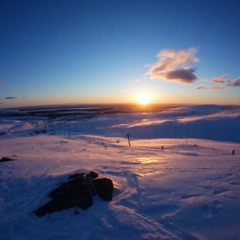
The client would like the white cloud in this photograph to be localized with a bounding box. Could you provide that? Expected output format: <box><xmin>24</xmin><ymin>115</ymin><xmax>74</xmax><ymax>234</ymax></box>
<box><xmin>147</xmin><ymin>48</ymin><xmax>199</xmax><ymax>84</ymax></box>
<box><xmin>146</xmin><ymin>48</ymin><xmax>239</xmax><ymax>90</ymax></box>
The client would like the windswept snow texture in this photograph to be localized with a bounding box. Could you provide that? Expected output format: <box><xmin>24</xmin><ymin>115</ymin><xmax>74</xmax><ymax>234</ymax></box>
<box><xmin>0</xmin><ymin>104</ymin><xmax>239</xmax><ymax>240</ymax></box>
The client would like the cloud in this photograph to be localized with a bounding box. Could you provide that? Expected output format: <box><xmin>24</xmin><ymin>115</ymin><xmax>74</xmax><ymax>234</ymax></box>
<box><xmin>5</xmin><ymin>97</ymin><xmax>17</xmax><ymax>100</ymax></box>
<box><xmin>147</xmin><ymin>48</ymin><xmax>239</xmax><ymax>89</ymax></box>
<box><xmin>211</xmin><ymin>75</ymin><xmax>228</xmax><ymax>84</ymax></box>
<box><xmin>147</xmin><ymin>47</ymin><xmax>199</xmax><ymax>84</ymax></box>
<box><xmin>192</xmin><ymin>85</ymin><xmax>210</xmax><ymax>90</ymax></box>
<box><xmin>191</xmin><ymin>85</ymin><xmax>224</xmax><ymax>90</ymax></box>
<box><xmin>165</xmin><ymin>69</ymin><xmax>197</xmax><ymax>83</ymax></box>
<box><xmin>211</xmin><ymin>75</ymin><xmax>239</xmax><ymax>87</ymax></box>
<box><xmin>212</xmin><ymin>86</ymin><xmax>224</xmax><ymax>90</ymax></box>
<box><xmin>227</xmin><ymin>77</ymin><xmax>240</xmax><ymax>87</ymax></box>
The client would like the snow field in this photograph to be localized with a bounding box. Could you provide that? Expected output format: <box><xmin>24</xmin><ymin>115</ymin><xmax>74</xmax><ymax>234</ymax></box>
<box><xmin>0</xmin><ymin>105</ymin><xmax>240</xmax><ymax>239</ymax></box>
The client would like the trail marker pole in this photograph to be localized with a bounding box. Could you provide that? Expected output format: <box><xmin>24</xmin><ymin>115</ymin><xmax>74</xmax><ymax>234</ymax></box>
<box><xmin>126</xmin><ymin>133</ymin><xmax>131</xmax><ymax>147</ymax></box>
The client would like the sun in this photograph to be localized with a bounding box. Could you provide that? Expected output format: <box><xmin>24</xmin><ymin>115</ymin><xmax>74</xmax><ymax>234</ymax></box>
<box><xmin>138</xmin><ymin>94</ymin><xmax>150</xmax><ymax>105</ymax></box>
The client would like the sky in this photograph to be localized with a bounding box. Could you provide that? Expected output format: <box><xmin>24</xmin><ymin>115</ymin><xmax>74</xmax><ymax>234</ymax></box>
<box><xmin>0</xmin><ymin>0</ymin><xmax>240</xmax><ymax>108</ymax></box>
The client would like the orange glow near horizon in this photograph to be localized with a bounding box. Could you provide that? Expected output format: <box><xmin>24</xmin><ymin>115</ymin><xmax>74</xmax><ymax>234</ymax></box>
<box><xmin>138</xmin><ymin>94</ymin><xmax>150</xmax><ymax>105</ymax></box>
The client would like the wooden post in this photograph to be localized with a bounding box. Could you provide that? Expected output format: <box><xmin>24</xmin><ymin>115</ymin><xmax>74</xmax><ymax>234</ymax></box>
<box><xmin>126</xmin><ymin>133</ymin><xmax>131</xmax><ymax>147</ymax></box>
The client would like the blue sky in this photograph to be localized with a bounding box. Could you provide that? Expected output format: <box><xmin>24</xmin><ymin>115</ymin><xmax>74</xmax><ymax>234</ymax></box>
<box><xmin>0</xmin><ymin>0</ymin><xmax>239</xmax><ymax>107</ymax></box>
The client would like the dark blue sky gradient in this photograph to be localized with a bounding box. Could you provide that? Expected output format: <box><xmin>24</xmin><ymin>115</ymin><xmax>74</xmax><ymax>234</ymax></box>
<box><xmin>0</xmin><ymin>0</ymin><xmax>239</xmax><ymax>107</ymax></box>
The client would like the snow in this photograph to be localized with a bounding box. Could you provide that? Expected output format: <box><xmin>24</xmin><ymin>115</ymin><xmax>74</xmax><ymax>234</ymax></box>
<box><xmin>0</xmin><ymin>104</ymin><xmax>240</xmax><ymax>240</ymax></box>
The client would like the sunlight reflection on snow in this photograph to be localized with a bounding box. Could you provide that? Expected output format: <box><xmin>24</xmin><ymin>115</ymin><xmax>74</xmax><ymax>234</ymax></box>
<box><xmin>135</xmin><ymin>157</ymin><xmax>166</xmax><ymax>177</ymax></box>
<box><xmin>137</xmin><ymin>157</ymin><xmax>158</xmax><ymax>164</ymax></box>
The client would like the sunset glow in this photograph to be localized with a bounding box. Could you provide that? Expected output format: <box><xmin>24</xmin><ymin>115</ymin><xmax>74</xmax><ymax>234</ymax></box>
<box><xmin>0</xmin><ymin>1</ymin><xmax>239</xmax><ymax>108</ymax></box>
<box><xmin>138</xmin><ymin>94</ymin><xmax>150</xmax><ymax>105</ymax></box>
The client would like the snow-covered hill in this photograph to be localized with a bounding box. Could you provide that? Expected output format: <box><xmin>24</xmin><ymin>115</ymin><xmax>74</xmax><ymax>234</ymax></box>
<box><xmin>0</xmin><ymin>104</ymin><xmax>239</xmax><ymax>240</ymax></box>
